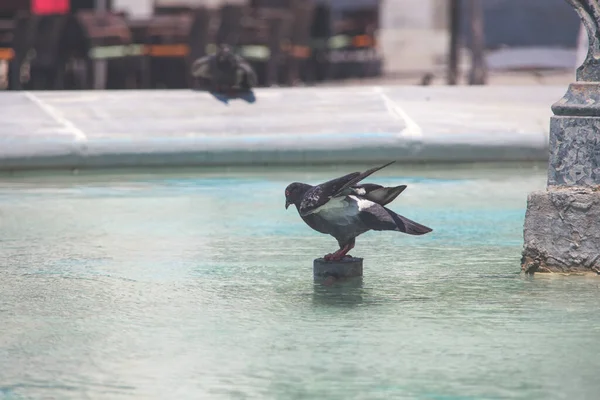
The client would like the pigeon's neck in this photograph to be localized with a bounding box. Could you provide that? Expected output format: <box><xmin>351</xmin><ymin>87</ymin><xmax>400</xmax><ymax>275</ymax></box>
<box><xmin>298</xmin><ymin>183</ymin><xmax>312</xmax><ymax>194</ymax></box>
<box><xmin>292</xmin><ymin>183</ymin><xmax>312</xmax><ymax>209</ymax></box>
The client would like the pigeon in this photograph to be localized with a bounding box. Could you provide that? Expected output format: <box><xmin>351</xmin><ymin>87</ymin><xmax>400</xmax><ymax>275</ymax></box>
<box><xmin>191</xmin><ymin>44</ymin><xmax>257</xmax><ymax>97</ymax></box>
<box><xmin>284</xmin><ymin>162</ymin><xmax>432</xmax><ymax>261</ymax></box>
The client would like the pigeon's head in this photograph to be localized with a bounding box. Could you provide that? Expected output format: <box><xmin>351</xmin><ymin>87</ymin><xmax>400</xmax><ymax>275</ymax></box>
<box><xmin>216</xmin><ymin>45</ymin><xmax>234</xmax><ymax>67</ymax></box>
<box><xmin>284</xmin><ymin>182</ymin><xmax>310</xmax><ymax>210</ymax></box>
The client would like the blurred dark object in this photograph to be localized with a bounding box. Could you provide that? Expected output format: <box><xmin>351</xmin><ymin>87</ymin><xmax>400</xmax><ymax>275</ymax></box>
<box><xmin>0</xmin><ymin>0</ymin><xmax>383</xmax><ymax>91</ymax></box>
<box><xmin>447</xmin><ymin>0</ymin><xmax>578</xmax><ymax>84</ymax></box>
<box><xmin>135</xmin><ymin>5</ymin><xmax>220</xmax><ymax>89</ymax></box>
<box><xmin>447</xmin><ymin>0</ymin><xmax>461</xmax><ymax>85</ymax></box>
<box><xmin>191</xmin><ymin>43</ymin><xmax>257</xmax><ymax>98</ymax></box>
<box><xmin>420</xmin><ymin>72</ymin><xmax>434</xmax><ymax>86</ymax></box>
<box><xmin>467</xmin><ymin>0</ymin><xmax>486</xmax><ymax>85</ymax></box>
<box><xmin>461</xmin><ymin>0</ymin><xmax>580</xmax><ymax>73</ymax></box>
<box><xmin>75</xmin><ymin>10</ymin><xmax>137</xmax><ymax>89</ymax></box>
<box><xmin>144</xmin><ymin>12</ymin><xmax>195</xmax><ymax>89</ymax></box>
<box><xmin>462</xmin><ymin>0</ymin><xmax>579</xmax><ymax>49</ymax></box>
<box><xmin>0</xmin><ymin>0</ymin><xmax>138</xmax><ymax>90</ymax></box>
<box><xmin>321</xmin><ymin>0</ymin><xmax>382</xmax><ymax>81</ymax></box>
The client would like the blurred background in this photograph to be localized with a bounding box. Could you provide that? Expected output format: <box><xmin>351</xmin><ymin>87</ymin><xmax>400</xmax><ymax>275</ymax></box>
<box><xmin>0</xmin><ymin>0</ymin><xmax>585</xmax><ymax>92</ymax></box>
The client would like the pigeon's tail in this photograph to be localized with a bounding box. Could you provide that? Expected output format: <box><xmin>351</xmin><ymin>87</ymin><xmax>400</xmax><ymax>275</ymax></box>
<box><xmin>385</xmin><ymin>207</ymin><xmax>432</xmax><ymax>235</ymax></box>
<box><xmin>363</xmin><ymin>185</ymin><xmax>406</xmax><ymax>206</ymax></box>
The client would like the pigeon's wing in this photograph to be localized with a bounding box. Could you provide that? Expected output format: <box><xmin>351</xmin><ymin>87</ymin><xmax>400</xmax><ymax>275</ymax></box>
<box><xmin>368</xmin><ymin>186</ymin><xmax>406</xmax><ymax>205</ymax></box>
<box><xmin>235</xmin><ymin>56</ymin><xmax>258</xmax><ymax>88</ymax></box>
<box><xmin>359</xmin><ymin>204</ymin><xmax>432</xmax><ymax>235</ymax></box>
<box><xmin>300</xmin><ymin>213</ymin><xmax>333</xmax><ymax>235</ymax></box>
<box><xmin>299</xmin><ymin>172</ymin><xmax>361</xmax><ymax>216</ymax></box>
<box><xmin>298</xmin><ymin>162</ymin><xmax>395</xmax><ymax>216</ymax></box>
<box><xmin>330</xmin><ymin>161</ymin><xmax>395</xmax><ymax>199</ymax></box>
<box><xmin>352</xmin><ymin>183</ymin><xmax>383</xmax><ymax>192</ymax></box>
<box><xmin>352</xmin><ymin>184</ymin><xmax>407</xmax><ymax>206</ymax></box>
<box><xmin>235</xmin><ymin>68</ymin><xmax>244</xmax><ymax>88</ymax></box>
<box><xmin>191</xmin><ymin>55</ymin><xmax>213</xmax><ymax>78</ymax></box>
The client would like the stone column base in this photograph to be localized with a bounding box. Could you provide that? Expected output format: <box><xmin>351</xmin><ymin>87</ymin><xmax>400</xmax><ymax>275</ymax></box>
<box><xmin>522</xmin><ymin>187</ymin><xmax>600</xmax><ymax>274</ymax></box>
<box><xmin>313</xmin><ymin>257</ymin><xmax>363</xmax><ymax>280</ymax></box>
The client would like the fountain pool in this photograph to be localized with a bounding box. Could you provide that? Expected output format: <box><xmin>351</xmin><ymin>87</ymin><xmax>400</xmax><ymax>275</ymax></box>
<box><xmin>1</xmin><ymin>163</ymin><xmax>599</xmax><ymax>400</ymax></box>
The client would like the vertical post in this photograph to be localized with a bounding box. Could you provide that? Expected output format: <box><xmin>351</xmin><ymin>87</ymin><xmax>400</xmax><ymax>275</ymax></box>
<box><xmin>266</xmin><ymin>16</ymin><xmax>286</xmax><ymax>87</ymax></box>
<box><xmin>447</xmin><ymin>0</ymin><xmax>461</xmax><ymax>85</ymax></box>
<box><xmin>94</xmin><ymin>0</ymin><xmax>108</xmax><ymax>90</ymax></box>
<box><xmin>467</xmin><ymin>0</ymin><xmax>486</xmax><ymax>85</ymax></box>
<box><xmin>286</xmin><ymin>0</ymin><xmax>314</xmax><ymax>86</ymax></box>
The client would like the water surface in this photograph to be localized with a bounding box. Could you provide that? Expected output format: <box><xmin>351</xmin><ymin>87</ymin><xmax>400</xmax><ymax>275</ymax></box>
<box><xmin>1</xmin><ymin>163</ymin><xmax>599</xmax><ymax>400</ymax></box>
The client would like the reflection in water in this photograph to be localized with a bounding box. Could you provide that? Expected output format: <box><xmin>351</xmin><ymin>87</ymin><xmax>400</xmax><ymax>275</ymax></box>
<box><xmin>312</xmin><ymin>276</ymin><xmax>364</xmax><ymax>307</ymax></box>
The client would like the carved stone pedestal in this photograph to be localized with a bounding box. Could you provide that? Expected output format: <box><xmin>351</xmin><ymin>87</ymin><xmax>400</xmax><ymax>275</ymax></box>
<box><xmin>523</xmin><ymin>89</ymin><xmax>600</xmax><ymax>274</ymax></box>
<box><xmin>522</xmin><ymin>0</ymin><xmax>600</xmax><ymax>274</ymax></box>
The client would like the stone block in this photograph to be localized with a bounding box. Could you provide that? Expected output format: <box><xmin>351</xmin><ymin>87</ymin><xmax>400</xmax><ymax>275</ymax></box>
<box><xmin>313</xmin><ymin>257</ymin><xmax>363</xmax><ymax>279</ymax></box>
<box><xmin>522</xmin><ymin>187</ymin><xmax>600</xmax><ymax>274</ymax></box>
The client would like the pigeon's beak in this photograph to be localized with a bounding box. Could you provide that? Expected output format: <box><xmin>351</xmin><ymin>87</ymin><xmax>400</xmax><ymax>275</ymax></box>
<box><xmin>285</xmin><ymin>199</ymin><xmax>292</xmax><ymax>209</ymax></box>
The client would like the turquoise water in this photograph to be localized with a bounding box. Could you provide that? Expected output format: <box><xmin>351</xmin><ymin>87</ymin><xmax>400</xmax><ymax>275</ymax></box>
<box><xmin>1</xmin><ymin>163</ymin><xmax>599</xmax><ymax>400</ymax></box>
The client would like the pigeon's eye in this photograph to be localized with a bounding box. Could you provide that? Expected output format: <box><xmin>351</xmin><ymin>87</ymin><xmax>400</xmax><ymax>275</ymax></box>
<box><xmin>285</xmin><ymin>190</ymin><xmax>290</xmax><ymax>197</ymax></box>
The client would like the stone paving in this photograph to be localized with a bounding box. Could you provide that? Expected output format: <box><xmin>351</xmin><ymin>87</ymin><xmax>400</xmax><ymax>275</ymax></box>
<box><xmin>0</xmin><ymin>85</ymin><xmax>566</xmax><ymax>169</ymax></box>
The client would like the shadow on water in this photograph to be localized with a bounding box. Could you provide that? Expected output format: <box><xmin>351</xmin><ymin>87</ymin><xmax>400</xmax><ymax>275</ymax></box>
<box><xmin>312</xmin><ymin>276</ymin><xmax>364</xmax><ymax>307</ymax></box>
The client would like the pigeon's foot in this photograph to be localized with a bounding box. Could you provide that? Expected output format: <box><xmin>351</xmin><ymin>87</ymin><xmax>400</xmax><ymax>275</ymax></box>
<box><xmin>323</xmin><ymin>252</ymin><xmax>347</xmax><ymax>262</ymax></box>
<box><xmin>324</xmin><ymin>253</ymin><xmax>345</xmax><ymax>261</ymax></box>
<box><xmin>323</xmin><ymin>253</ymin><xmax>336</xmax><ymax>261</ymax></box>
<box><xmin>324</xmin><ymin>242</ymin><xmax>355</xmax><ymax>262</ymax></box>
